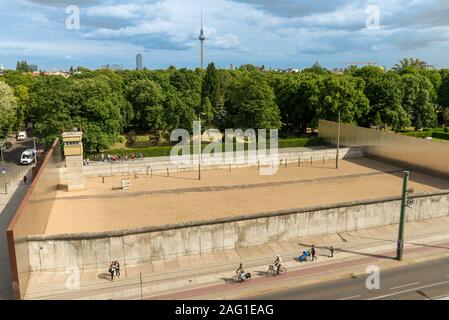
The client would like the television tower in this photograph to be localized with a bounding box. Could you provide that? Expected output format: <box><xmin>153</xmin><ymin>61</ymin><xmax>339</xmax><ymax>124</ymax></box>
<box><xmin>198</xmin><ymin>8</ymin><xmax>206</xmax><ymax>69</ymax></box>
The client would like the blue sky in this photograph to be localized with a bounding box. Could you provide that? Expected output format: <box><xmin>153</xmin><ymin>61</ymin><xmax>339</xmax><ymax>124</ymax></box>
<box><xmin>0</xmin><ymin>0</ymin><xmax>448</xmax><ymax>71</ymax></box>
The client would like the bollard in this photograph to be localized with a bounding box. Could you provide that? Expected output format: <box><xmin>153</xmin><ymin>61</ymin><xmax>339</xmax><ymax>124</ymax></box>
<box><xmin>285</xmin><ymin>158</ymin><xmax>288</xmax><ymax>168</ymax></box>
<box><xmin>102</xmin><ymin>176</ymin><xmax>105</xmax><ymax>184</ymax></box>
<box><xmin>298</xmin><ymin>157</ymin><xmax>301</xmax><ymax>167</ymax></box>
<box><xmin>167</xmin><ymin>168</ymin><xmax>169</xmax><ymax>177</ymax></box>
<box><xmin>198</xmin><ymin>163</ymin><xmax>201</xmax><ymax>180</ymax></box>
<box><xmin>310</xmin><ymin>156</ymin><xmax>312</xmax><ymax>165</ymax></box>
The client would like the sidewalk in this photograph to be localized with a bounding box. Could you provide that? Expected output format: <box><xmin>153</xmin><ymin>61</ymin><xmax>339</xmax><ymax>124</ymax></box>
<box><xmin>0</xmin><ymin>168</ymin><xmax>31</xmax><ymax>300</ymax></box>
<box><xmin>24</xmin><ymin>215</ymin><xmax>449</xmax><ymax>300</ymax></box>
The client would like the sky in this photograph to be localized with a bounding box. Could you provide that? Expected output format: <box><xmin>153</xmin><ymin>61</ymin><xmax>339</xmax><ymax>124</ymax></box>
<box><xmin>0</xmin><ymin>0</ymin><xmax>448</xmax><ymax>71</ymax></box>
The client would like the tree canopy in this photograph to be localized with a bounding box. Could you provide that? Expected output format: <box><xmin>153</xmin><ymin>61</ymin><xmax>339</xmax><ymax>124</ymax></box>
<box><xmin>2</xmin><ymin>58</ymin><xmax>448</xmax><ymax>150</ymax></box>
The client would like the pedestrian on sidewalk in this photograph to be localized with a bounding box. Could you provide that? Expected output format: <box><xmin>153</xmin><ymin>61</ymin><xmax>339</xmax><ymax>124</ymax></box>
<box><xmin>311</xmin><ymin>245</ymin><xmax>317</xmax><ymax>261</ymax></box>
<box><xmin>109</xmin><ymin>261</ymin><xmax>115</xmax><ymax>281</ymax></box>
<box><xmin>114</xmin><ymin>261</ymin><xmax>121</xmax><ymax>278</ymax></box>
<box><xmin>23</xmin><ymin>175</ymin><xmax>28</xmax><ymax>185</ymax></box>
<box><xmin>329</xmin><ymin>246</ymin><xmax>334</xmax><ymax>258</ymax></box>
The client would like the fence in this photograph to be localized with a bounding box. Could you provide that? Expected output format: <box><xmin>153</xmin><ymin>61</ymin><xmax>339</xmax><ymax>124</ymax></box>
<box><xmin>81</xmin><ymin>147</ymin><xmax>364</xmax><ymax>178</ymax></box>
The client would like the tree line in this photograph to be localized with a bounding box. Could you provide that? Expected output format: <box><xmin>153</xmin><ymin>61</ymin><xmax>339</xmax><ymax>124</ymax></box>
<box><xmin>1</xmin><ymin>58</ymin><xmax>449</xmax><ymax>151</ymax></box>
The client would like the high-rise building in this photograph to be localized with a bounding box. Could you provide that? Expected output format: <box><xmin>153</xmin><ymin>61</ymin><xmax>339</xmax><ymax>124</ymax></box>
<box><xmin>198</xmin><ymin>9</ymin><xmax>206</xmax><ymax>69</ymax></box>
<box><xmin>136</xmin><ymin>53</ymin><xmax>143</xmax><ymax>70</ymax></box>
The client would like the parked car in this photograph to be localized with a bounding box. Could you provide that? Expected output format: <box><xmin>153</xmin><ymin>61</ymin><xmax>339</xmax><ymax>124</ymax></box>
<box><xmin>20</xmin><ymin>149</ymin><xmax>35</xmax><ymax>165</ymax></box>
<box><xmin>17</xmin><ymin>131</ymin><xmax>27</xmax><ymax>141</ymax></box>
<box><xmin>1</xmin><ymin>141</ymin><xmax>13</xmax><ymax>151</ymax></box>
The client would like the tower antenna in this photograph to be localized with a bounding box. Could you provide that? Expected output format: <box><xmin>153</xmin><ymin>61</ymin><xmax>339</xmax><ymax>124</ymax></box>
<box><xmin>199</xmin><ymin>7</ymin><xmax>206</xmax><ymax>69</ymax></box>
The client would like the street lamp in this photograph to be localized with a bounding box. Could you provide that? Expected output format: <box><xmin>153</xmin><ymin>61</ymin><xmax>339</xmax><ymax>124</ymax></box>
<box><xmin>198</xmin><ymin>112</ymin><xmax>205</xmax><ymax>180</ymax></box>
<box><xmin>1</xmin><ymin>140</ymin><xmax>7</xmax><ymax>194</ymax></box>
<box><xmin>33</xmin><ymin>137</ymin><xmax>38</xmax><ymax>166</ymax></box>
<box><xmin>336</xmin><ymin>109</ymin><xmax>341</xmax><ymax>169</ymax></box>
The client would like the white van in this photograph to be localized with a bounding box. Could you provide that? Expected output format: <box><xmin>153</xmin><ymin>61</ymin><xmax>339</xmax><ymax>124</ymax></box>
<box><xmin>17</xmin><ymin>131</ymin><xmax>27</xmax><ymax>141</ymax></box>
<box><xmin>20</xmin><ymin>149</ymin><xmax>35</xmax><ymax>165</ymax></box>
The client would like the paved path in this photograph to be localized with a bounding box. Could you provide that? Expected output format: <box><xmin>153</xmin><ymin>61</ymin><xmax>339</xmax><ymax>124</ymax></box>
<box><xmin>24</xmin><ymin>215</ymin><xmax>449</xmax><ymax>300</ymax></box>
<box><xmin>0</xmin><ymin>168</ymin><xmax>31</xmax><ymax>300</ymax></box>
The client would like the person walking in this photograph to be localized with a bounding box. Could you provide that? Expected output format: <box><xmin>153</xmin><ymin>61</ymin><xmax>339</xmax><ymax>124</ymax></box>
<box><xmin>23</xmin><ymin>175</ymin><xmax>28</xmax><ymax>185</ymax></box>
<box><xmin>329</xmin><ymin>246</ymin><xmax>334</xmax><ymax>258</ymax></box>
<box><xmin>311</xmin><ymin>245</ymin><xmax>317</xmax><ymax>261</ymax></box>
<box><xmin>109</xmin><ymin>261</ymin><xmax>115</xmax><ymax>281</ymax></box>
<box><xmin>114</xmin><ymin>261</ymin><xmax>121</xmax><ymax>278</ymax></box>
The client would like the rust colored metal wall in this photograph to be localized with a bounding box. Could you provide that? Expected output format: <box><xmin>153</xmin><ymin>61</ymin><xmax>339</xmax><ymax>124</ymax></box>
<box><xmin>6</xmin><ymin>139</ymin><xmax>61</xmax><ymax>299</ymax></box>
<box><xmin>319</xmin><ymin>120</ymin><xmax>449</xmax><ymax>179</ymax></box>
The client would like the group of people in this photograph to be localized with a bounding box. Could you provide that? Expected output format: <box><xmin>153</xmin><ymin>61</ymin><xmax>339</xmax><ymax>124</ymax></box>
<box><xmin>299</xmin><ymin>245</ymin><xmax>334</xmax><ymax>262</ymax></box>
<box><xmin>84</xmin><ymin>153</ymin><xmax>145</xmax><ymax>165</ymax></box>
<box><xmin>108</xmin><ymin>261</ymin><xmax>121</xmax><ymax>281</ymax></box>
<box><xmin>235</xmin><ymin>254</ymin><xmax>285</xmax><ymax>282</ymax></box>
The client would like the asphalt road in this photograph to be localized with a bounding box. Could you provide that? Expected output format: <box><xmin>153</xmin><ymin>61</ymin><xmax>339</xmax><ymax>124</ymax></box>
<box><xmin>1</xmin><ymin>138</ymin><xmax>35</xmax><ymax>178</ymax></box>
<box><xmin>247</xmin><ymin>256</ymin><xmax>449</xmax><ymax>300</ymax></box>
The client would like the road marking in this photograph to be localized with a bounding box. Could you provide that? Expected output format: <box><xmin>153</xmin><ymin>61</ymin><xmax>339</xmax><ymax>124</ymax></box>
<box><xmin>428</xmin><ymin>294</ymin><xmax>449</xmax><ymax>300</ymax></box>
<box><xmin>368</xmin><ymin>280</ymin><xmax>449</xmax><ymax>300</ymax></box>
<box><xmin>339</xmin><ymin>294</ymin><xmax>361</xmax><ymax>300</ymax></box>
<box><xmin>390</xmin><ymin>282</ymin><xmax>420</xmax><ymax>290</ymax></box>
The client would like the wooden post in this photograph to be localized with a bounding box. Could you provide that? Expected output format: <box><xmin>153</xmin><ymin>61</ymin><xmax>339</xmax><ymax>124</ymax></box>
<box><xmin>228</xmin><ymin>164</ymin><xmax>231</xmax><ymax>172</ymax></box>
<box><xmin>150</xmin><ymin>168</ymin><xmax>153</xmax><ymax>178</ymax></box>
<box><xmin>167</xmin><ymin>167</ymin><xmax>169</xmax><ymax>177</ymax></box>
<box><xmin>310</xmin><ymin>156</ymin><xmax>312</xmax><ymax>165</ymax></box>
<box><xmin>101</xmin><ymin>176</ymin><xmax>105</xmax><ymax>184</ymax></box>
<box><xmin>323</xmin><ymin>155</ymin><xmax>325</xmax><ymax>164</ymax></box>
<box><xmin>258</xmin><ymin>160</ymin><xmax>260</xmax><ymax>171</ymax></box>
<box><xmin>198</xmin><ymin>163</ymin><xmax>201</xmax><ymax>180</ymax></box>
<box><xmin>298</xmin><ymin>156</ymin><xmax>301</xmax><ymax>167</ymax></box>
<box><xmin>285</xmin><ymin>158</ymin><xmax>288</xmax><ymax>168</ymax></box>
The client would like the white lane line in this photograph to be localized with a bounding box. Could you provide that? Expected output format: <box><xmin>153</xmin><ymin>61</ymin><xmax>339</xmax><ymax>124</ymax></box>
<box><xmin>339</xmin><ymin>294</ymin><xmax>361</xmax><ymax>300</ymax></box>
<box><xmin>390</xmin><ymin>282</ymin><xmax>420</xmax><ymax>290</ymax></box>
<box><xmin>428</xmin><ymin>294</ymin><xmax>449</xmax><ymax>300</ymax></box>
<box><xmin>368</xmin><ymin>280</ymin><xmax>449</xmax><ymax>300</ymax></box>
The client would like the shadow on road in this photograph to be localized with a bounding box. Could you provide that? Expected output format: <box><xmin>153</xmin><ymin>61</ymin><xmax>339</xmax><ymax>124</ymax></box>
<box><xmin>297</xmin><ymin>242</ymin><xmax>395</xmax><ymax>260</ymax></box>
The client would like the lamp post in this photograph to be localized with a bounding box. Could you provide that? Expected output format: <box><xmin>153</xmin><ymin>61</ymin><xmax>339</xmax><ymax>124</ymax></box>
<box><xmin>336</xmin><ymin>109</ymin><xmax>341</xmax><ymax>169</ymax></box>
<box><xmin>198</xmin><ymin>114</ymin><xmax>202</xmax><ymax>180</ymax></box>
<box><xmin>397</xmin><ymin>171</ymin><xmax>412</xmax><ymax>261</ymax></box>
<box><xmin>1</xmin><ymin>141</ymin><xmax>6</xmax><ymax>194</ymax></box>
<box><xmin>33</xmin><ymin>137</ymin><xmax>38</xmax><ymax>165</ymax></box>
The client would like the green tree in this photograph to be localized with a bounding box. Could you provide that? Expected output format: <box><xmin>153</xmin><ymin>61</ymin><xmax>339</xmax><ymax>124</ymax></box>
<box><xmin>314</xmin><ymin>74</ymin><xmax>370</xmax><ymax>125</ymax></box>
<box><xmin>0</xmin><ymin>81</ymin><xmax>18</xmax><ymax>138</ymax></box>
<box><xmin>13</xmin><ymin>84</ymin><xmax>29</xmax><ymax>129</ymax></box>
<box><xmin>126</xmin><ymin>79</ymin><xmax>165</xmax><ymax>131</ymax></box>
<box><xmin>393</xmin><ymin>58</ymin><xmax>428</xmax><ymax>73</ymax></box>
<box><xmin>224</xmin><ymin>71</ymin><xmax>281</xmax><ymax>129</ymax></box>
<box><xmin>402</xmin><ymin>73</ymin><xmax>437</xmax><ymax>128</ymax></box>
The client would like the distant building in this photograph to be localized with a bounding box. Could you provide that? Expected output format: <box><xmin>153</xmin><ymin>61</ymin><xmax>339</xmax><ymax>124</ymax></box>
<box><xmin>29</xmin><ymin>65</ymin><xmax>38</xmax><ymax>72</ymax></box>
<box><xmin>136</xmin><ymin>54</ymin><xmax>143</xmax><ymax>70</ymax></box>
<box><xmin>101</xmin><ymin>64</ymin><xmax>123</xmax><ymax>71</ymax></box>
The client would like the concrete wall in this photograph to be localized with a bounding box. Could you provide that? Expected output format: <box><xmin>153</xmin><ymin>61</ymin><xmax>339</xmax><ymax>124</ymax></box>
<box><xmin>25</xmin><ymin>191</ymin><xmax>449</xmax><ymax>273</ymax></box>
<box><xmin>81</xmin><ymin>147</ymin><xmax>364</xmax><ymax>177</ymax></box>
<box><xmin>6</xmin><ymin>139</ymin><xmax>62</xmax><ymax>299</ymax></box>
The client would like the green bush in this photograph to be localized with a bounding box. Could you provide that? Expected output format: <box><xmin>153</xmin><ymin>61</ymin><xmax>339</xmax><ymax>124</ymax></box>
<box><xmin>432</xmin><ymin>131</ymin><xmax>449</xmax><ymax>140</ymax></box>
<box><xmin>86</xmin><ymin>137</ymin><xmax>324</xmax><ymax>158</ymax></box>
<box><xmin>402</xmin><ymin>131</ymin><xmax>432</xmax><ymax>138</ymax></box>
<box><xmin>444</xmin><ymin>127</ymin><xmax>449</xmax><ymax>133</ymax></box>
